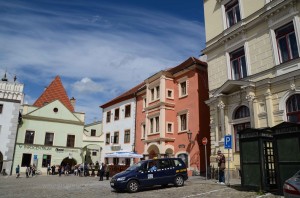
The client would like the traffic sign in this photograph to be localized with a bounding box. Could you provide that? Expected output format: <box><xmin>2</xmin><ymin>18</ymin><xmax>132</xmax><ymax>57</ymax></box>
<box><xmin>224</xmin><ymin>135</ymin><xmax>232</xmax><ymax>149</ymax></box>
<box><xmin>202</xmin><ymin>137</ymin><xmax>208</xmax><ymax>145</ymax></box>
<box><xmin>34</xmin><ymin>155</ymin><xmax>38</xmax><ymax>160</ymax></box>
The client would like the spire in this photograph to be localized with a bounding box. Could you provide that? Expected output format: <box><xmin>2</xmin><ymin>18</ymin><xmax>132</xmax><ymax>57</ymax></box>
<box><xmin>33</xmin><ymin>76</ymin><xmax>74</xmax><ymax>112</ymax></box>
<box><xmin>1</xmin><ymin>72</ymin><xmax>8</xmax><ymax>81</ymax></box>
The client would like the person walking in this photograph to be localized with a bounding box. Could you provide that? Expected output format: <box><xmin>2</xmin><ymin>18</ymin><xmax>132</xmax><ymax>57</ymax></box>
<box><xmin>105</xmin><ymin>164</ymin><xmax>110</xmax><ymax>180</ymax></box>
<box><xmin>16</xmin><ymin>165</ymin><xmax>20</xmax><ymax>178</ymax></box>
<box><xmin>51</xmin><ymin>165</ymin><xmax>55</xmax><ymax>175</ymax></box>
<box><xmin>31</xmin><ymin>164</ymin><xmax>36</xmax><ymax>177</ymax></box>
<box><xmin>216</xmin><ymin>150</ymin><xmax>226</xmax><ymax>184</ymax></box>
<box><xmin>99</xmin><ymin>163</ymin><xmax>105</xmax><ymax>181</ymax></box>
<box><xmin>26</xmin><ymin>166</ymin><xmax>30</xmax><ymax>178</ymax></box>
<box><xmin>58</xmin><ymin>165</ymin><xmax>62</xmax><ymax>177</ymax></box>
<box><xmin>47</xmin><ymin>164</ymin><xmax>51</xmax><ymax>175</ymax></box>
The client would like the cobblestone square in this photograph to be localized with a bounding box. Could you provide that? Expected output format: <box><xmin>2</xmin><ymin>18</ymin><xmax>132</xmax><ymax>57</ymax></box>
<box><xmin>0</xmin><ymin>175</ymin><xmax>282</xmax><ymax>198</ymax></box>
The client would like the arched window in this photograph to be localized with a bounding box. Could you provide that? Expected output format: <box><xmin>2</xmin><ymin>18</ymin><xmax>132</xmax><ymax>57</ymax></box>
<box><xmin>233</xmin><ymin>105</ymin><xmax>250</xmax><ymax>152</ymax></box>
<box><xmin>286</xmin><ymin>94</ymin><xmax>300</xmax><ymax>123</ymax></box>
<box><xmin>234</xmin><ymin>105</ymin><xmax>250</xmax><ymax>119</ymax></box>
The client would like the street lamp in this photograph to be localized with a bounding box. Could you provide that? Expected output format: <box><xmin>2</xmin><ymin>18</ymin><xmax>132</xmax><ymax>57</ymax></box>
<box><xmin>187</xmin><ymin>130</ymin><xmax>194</xmax><ymax>143</ymax></box>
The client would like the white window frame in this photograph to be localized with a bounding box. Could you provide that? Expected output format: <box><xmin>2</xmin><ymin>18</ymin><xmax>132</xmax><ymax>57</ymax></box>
<box><xmin>166</xmin><ymin>122</ymin><xmax>174</xmax><ymax>133</ymax></box>
<box><xmin>143</xmin><ymin>97</ymin><xmax>147</xmax><ymax>111</ymax></box>
<box><xmin>178</xmin><ymin>77</ymin><xmax>188</xmax><ymax>98</ymax></box>
<box><xmin>220</xmin><ymin>0</ymin><xmax>243</xmax><ymax>30</ymax></box>
<box><xmin>177</xmin><ymin>110</ymin><xmax>188</xmax><ymax>133</ymax></box>
<box><xmin>141</xmin><ymin>123</ymin><xmax>146</xmax><ymax>139</ymax></box>
<box><xmin>148</xmin><ymin>114</ymin><xmax>160</xmax><ymax>134</ymax></box>
<box><xmin>166</xmin><ymin>89</ymin><xmax>174</xmax><ymax>99</ymax></box>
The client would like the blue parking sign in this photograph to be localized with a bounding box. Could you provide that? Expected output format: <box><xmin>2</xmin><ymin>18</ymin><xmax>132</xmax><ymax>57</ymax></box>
<box><xmin>224</xmin><ymin>135</ymin><xmax>232</xmax><ymax>149</ymax></box>
<box><xmin>34</xmin><ymin>155</ymin><xmax>38</xmax><ymax>160</ymax></box>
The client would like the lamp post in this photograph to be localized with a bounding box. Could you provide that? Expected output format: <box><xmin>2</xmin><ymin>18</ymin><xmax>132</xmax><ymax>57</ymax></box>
<box><xmin>187</xmin><ymin>130</ymin><xmax>194</xmax><ymax>143</ymax></box>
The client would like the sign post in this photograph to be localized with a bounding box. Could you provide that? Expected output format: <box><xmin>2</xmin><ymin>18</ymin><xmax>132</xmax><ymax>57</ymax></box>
<box><xmin>202</xmin><ymin>137</ymin><xmax>208</xmax><ymax>180</ymax></box>
<box><xmin>224</xmin><ymin>135</ymin><xmax>232</xmax><ymax>185</ymax></box>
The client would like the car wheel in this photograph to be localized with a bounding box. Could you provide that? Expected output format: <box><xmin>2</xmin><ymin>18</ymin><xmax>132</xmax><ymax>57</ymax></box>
<box><xmin>127</xmin><ymin>180</ymin><xmax>139</xmax><ymax>193</ymax></box>
<box><xmin>174</xmin><ymin>175</ymin><xmax>184</xmax><ymax>187</ymax></box>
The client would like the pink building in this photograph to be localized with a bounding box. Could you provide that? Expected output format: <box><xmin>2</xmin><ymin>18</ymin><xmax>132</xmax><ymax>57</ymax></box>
<box><xmin>135</xmin><ymin>57</ymin><xmax>210</xmax><ymax>175</ymax></box>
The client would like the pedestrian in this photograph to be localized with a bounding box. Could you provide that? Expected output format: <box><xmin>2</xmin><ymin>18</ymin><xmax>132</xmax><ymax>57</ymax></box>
<box><xmin>51</xmin><ymin>165</ymin><xmax>55</xmax><ymax>175</ymax></box>
<box><xmin>105</xmin><ymin>164</ymin><xmax>110</xmax><ymax>180</ymax></box>
<box><xmin>32</xmin><ymin>164</ymin><xmax>36</xmax><ymax>177</ymax></box>
<box><xmin>216</xmin><ymin>150</ymin><xmax>226</xmax><ymax>184</ymax></box>
<box><xmin>16</xmin><ymin>165</ymin><xmax>20</xmax><ymax>178</ymax></box>
<box><xmin>99</xmin><ymin>163</ymin><xmax>105</xmax><ymax>181</ymax></box>
<box><xmin>91</xmin><ymin>163</ymin><xmax>95</xmax><ymax>176</ymax></box>
<box><xmin>47</xmin><ymin>164</ymin><xmax>51</xmax><ymax>175</ymax></box>
<box><xmin>26</xmin><ymin>166</ymin><xmax>30</xmax><ymax>178</ymax></box>
<box><xmin>65</xmin><ymin>163</ymin><xmax>70</xmax><ymax>176</ymax></box>
<box><xmin>58</xmin><ymin>165</ymin><xmax>62</xmax><ymax>177</ymax></box>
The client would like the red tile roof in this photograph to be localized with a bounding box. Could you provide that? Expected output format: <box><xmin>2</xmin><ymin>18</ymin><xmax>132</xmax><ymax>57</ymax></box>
<box><xmin>33</xmin><ymin>76</ymin><xmax>74</xmax><ymax>112</ymax></box>
<box><xmin>167</xmin><ymin>57</ymin><xmax>207</xmax><ymax>74</ymax></box>
<box><xmin>100</xmin><ymin>82</ymin><xmax>145</xmax><ymax>109</ymax></box>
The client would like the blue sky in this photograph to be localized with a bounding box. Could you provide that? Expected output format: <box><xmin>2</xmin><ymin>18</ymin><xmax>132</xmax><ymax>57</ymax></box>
<box><xmin>0</xmin><ymin>0</ymin><xmax>205</xmax><ymax>124</ymax></box>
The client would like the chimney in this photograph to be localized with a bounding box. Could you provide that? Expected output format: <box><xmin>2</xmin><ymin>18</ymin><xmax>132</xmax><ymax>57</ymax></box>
<box><xmin>70</xmin><ymin>97</ymin><xmax>76</xmax><ymax>108</ymax></box>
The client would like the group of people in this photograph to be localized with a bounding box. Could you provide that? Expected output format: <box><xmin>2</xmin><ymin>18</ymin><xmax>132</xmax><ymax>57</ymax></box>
<box><xmin>98</xmin><ymin>162</ymin><xmax>110</xmax><ymax>181</ymax></box>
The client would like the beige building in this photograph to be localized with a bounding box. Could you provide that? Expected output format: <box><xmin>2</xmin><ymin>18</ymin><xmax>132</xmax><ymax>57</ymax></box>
<box><xmin>203</xmin><ymin>0</ymin><xmax>300</xmax><ymax>178</ymax></box>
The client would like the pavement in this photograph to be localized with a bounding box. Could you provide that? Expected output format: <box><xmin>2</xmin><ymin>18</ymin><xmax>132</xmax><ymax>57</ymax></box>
<box><xmin>0</xmin><ymin>174</ymin><xmax>283</xmax><ymax>198</ymax></box>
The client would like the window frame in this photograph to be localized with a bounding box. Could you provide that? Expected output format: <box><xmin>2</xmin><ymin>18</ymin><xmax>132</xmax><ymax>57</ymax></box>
<box><xmin>42</xmin><ymin>154</ymin><xmax>51</xmax><ymax>167</ymax></box>
<box><xmin>66</xmin><ymin>134</ymin><xmax>75</xmax><ymax>148</ymax></box>
<box><xmin>166</xmin><ymin>122</ymin><xmax>174</xmax><ymax>133</ymax></box>
<box><xmin>114</xmin><ymin>108</ymin><xmax>120</xmax><ymax>121</ymax></box>
<box><xmin>0</xmin><ymin>104</ymin><xmax>3</xmax><ymax>114</ymax></box>
<box><xmin>113</xmin><ymin>131</ymin><xmax>119</xmax><ymax>144</ymax></box>
<box><xmin>124</xmin><ymin>129</ymin><xmax>130</xmax><ymax>143</ymax></box>
<box><xmin>225</xmin><ymin>0</ymin><xmax>241</xmax><ymax>28</ymax></box>
<box><xmin>125</xmin><ymin>105</ymin><xmax>131</xmax><ymax>118</ymax></box>
<box><xmin>286</xmin><ymin>94</ymin><xmax>300</xmax><ymax>123</ymax></box>
<box><xmin>106</xmin><ymin>111</ymin><xmax>111</xmax><ymax>123</ymax></box>
<box><xmin>91</xmin><ymin>129</ymin><xmax>96</xmax><ymax>137</ymax></box>
<box><xmin>141</xmin><ymin>123</ymin><xmax>146</xmax><ymax>139</ymax></box>
<box><xmin>44</xmin><ymin>132</ymin><xmax>54</xmax><ymax>146</ymax></box>
<box><xmin>230</xmin><ymin>47</ymin><xmax>247</xmax><ymax>80</ymax></box>
<box><xmin>105</xmin><ymin>133</ymin><xmax>110</xmax><ymax>145</ymax></box>
<box><xmin>24</xmin><ymin>130</ymin><xmax>35</xmax><ymax>144</ymax></box>
<box><xmin>275</xmin><ymin>22</ymin><xmax>299</xmax><ymax>64</ymax></box>
<box><xmin>21</xmin><ymin>153</ymin><xmax>32</xmax><ymax>167</ymax></box>
<box><xmin>177</xmin><ymin>111</ymin><xmax>188</xmax><ymax>133</ymax></box>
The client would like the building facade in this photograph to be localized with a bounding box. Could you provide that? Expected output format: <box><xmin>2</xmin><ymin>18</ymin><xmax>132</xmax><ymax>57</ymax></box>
<box><xmin>82</xmin><ymin>121</ymin><xmax>104</xmax><ymax>165</ymax></box>
<box><xmin>13</xmin><ymin>76</ymin><xmax>85</xmax><ymax>173</ymax></box>
<box><xmin>0</xmin><ymin>74</ymin><xmax>24</xmax><ymax>175</ymax></box>
<box><xmin>135</xmin><ymin>57</ymin><xmax>210</xmax><ymax>175</ymax></box>
<box><xmin>203</xmin><ymin>0</ymin><xmax>300</xmax><ymax>178</ymax></box>
<box><xmin>100</xmin><ymin>84</ymin><xmax>142</xmax><ymax>165</ymax></box>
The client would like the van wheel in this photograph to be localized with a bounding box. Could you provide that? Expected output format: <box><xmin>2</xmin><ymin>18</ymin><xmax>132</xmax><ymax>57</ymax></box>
<box><xmin>127</xmin><ymin>180</ymin><xmax>139</xmax><ymax>193</ymax></box>
<box><xmin>174</xmin><ymin>175</ymin><xmax>184</xmax><ymax>187</ymax></box>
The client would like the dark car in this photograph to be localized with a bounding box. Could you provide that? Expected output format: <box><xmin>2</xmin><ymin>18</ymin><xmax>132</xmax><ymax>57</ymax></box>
<box><xmin>110</xmin><ymin>158</ymin><xmax>188</xmax><ymax>193</ymax></box>
<box><xmin>283</xmin><ymin>170</ymin><xmax>300</xmax><ymax>198</ymax></box>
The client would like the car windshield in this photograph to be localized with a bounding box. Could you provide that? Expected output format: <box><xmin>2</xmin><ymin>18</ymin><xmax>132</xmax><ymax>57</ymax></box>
<box><xmin>125</xmin><ymin>162</ymin><xmax>143</xmax><ymax>171</ymax></box>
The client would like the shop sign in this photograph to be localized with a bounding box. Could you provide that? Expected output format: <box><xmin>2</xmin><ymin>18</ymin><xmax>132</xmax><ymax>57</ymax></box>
<box><xmin>19</xmin><ymin>144</ymin><xmax>52</xmax><ymax>151</ymax></box>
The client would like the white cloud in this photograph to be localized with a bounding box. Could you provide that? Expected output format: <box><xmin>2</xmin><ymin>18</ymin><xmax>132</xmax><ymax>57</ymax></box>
<box><xmin>72</xmin><ymin>77</ymin><xmax>104</xmax><ymax>94</ymax></box>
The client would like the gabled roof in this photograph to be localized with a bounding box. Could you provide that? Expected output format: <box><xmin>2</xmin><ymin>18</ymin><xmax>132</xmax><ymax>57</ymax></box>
<box><xmin>167</xmin><ymin>57</ymin><xmax>207</xmax><ymax>75</ymax></box>
<box><xmin>33</xmin><ymin>76</ymin><xmax>74</xmax><ymax>112</ymax></box>
<box><xmin>100</xmin><ymin>82</ymin><xmax>145</xmax><ymax>109</ymax></box>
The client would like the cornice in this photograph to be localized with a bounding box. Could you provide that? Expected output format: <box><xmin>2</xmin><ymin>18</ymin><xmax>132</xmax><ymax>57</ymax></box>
<box><xmin>22</xmin><ymin>115</ymin><xmax>85</xmax><ymax>126</ymax></box>
<box><xmin>143</xmin><ymin>137</ymin><xmax>175</xmax><ymax>143</ymax></box>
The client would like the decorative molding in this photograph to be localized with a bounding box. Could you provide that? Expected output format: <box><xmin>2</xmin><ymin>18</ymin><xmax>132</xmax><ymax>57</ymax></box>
<box><xmin>217</xmin><ymin>101</ymin><xmax>225</xmax><ymax>109</ymax></box>
<box><xmin>245</xmin><ymin>94</ymin><xmax>255</xmax><ymax>102</ymax></box>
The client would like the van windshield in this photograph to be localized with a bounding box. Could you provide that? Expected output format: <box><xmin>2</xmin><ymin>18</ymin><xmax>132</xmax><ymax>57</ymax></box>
<box><xmin>126</xmin><ymin>162</ymin><xmax>143</xmax><ymax>171</ymax></box>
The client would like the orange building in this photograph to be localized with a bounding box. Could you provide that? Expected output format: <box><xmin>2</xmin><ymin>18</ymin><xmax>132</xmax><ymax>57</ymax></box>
<box><xmin>134</xmin><ymin>57</ymin><xmax>210</xmax><ymax>175</ymax></box>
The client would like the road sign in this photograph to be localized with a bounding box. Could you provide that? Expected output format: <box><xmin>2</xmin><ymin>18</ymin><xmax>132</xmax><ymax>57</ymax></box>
<box><xmin>34</xmin><ymin>155</ymin><xmax>38</xmax><ymax>160</ymax></box>
<box><xmin>202</xmin><ymin>137</ymin><xmax>208</xmax><ymax>145</ymax></box>
<box><xmin>224</xmin><ymin>135</ymin><xmax>232</xmax><ymax>149</ymax></box>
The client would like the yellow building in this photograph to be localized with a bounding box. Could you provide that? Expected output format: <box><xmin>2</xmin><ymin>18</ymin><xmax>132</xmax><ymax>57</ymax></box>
<box><xmin>203</xmin><ymin>0</ymin><xmax>300</xmax><ymax>178</ymax></box>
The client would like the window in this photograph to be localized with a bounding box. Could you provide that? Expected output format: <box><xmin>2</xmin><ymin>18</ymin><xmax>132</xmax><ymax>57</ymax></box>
<box><xmin>142</xmin><ymin>124</ymin><xmax>146</xmax><ymax>139</ymax></box>
<box><xmin>150</xmin><ymin>118</ymin><xmax>154</xmax><ymax>133</ymax></box>
<box><xmin>24</xmin><ymin>131</ymin><xmax>35</xmax><ymax>144</ymax></box>
<box><xmin>276</xmin><ymin>22</ymin><xmax>299</xmax><ymax>63</ymax></box>
<box><xmin>114</xmin><ymin>108</ymin><xmax>119</xmax><ymax>121</ymax></box>
<box><xmin>233</xmin><ymin>105</ymin><xmax>251</xmax><ymax>151</ymax></box>
<box><xmin>113</xmin><ymin>158</ymin><xmax>119</xmax><ymax>165</ymax></box>
<box><xmin>155</xmin><ymin>117</ymin><xmax>159</xmax><ymax>132</ymax></box>
<box><xmin>106</xmin><ymin>133</ymin><xmax>110</xmax><ymax>144</ymax></box>
<box><xmin>113</xmin><ymin>132</ymin><xmax>119</xmax><ymax>144</ymax></box>
<box><xmin>167</xmin><ymin>90</ymin><xmax>173</xmax><ymax>99</ymax></box>
<box><xmin>0</xmin><ymin>104</ymin><xmax>3</xmax><ymax>113</ymax></box>
<box><xmin>143</xmin><ymin>98</ymin><xmax>147</xmax><ymax>109</ymax></box>
<box><xmin>230</xmin><ymin>47</ymin><xmax>247</xmax><ymax>80</ymax></box>
<box><xmin>42</xmin><ymin>155</ymin><xmax>51</xmax><ymax>167</ymax></box>
<box><xmin>151</xmin><ymin>89</ymin><xmax>155</xmax><ymax>101</ymax></box>
<box><xmin>225</xmin><ymin>0</ymin><xmax>241</xmax><ymax>28</ymax></box>
<box><xmin>106</xmin><ymin>111</ymin><xmax>111</xmax><ymax>123</ymax></box>
<box><xmin>125</xmin><ymin>105</ymin><xmax>131</xmax><ymax>118</ymax></box>
<box><xmin>21</xmin><ymin>153</ymin><xmax>32</xmax><ymax>167</ymax></box>
<box><xmin>167</xmin><ymin>123</ymin><xmax>173</xmax><ymax>133</ymax></box>
<box><xmin>92</xmin><ymin>151</ymin><xmax>97</xmax><ymax>156</ymax></box>
<box><xmin>44</xmin><ymin>132</ymin><xmax>54</xmax><ymax>146</ymax></box>
<box><xmin>91</xmin><ymin>129</ymin><xmax>96</xmax><ymax>136</ymax></box>
<box><xmin>124</xmin><ymin>130</ymin><xmax>130</xmax><ymax>143</ymax></box>
<box><xmin>180</xmin><ymin>114</ymin><xmax>187</xmax><ymax>131</ymax></box>
<box><xmin>180</xmin><ymin>81</ymin><xmax>187</xmax><ymax>97</ymax></box>
<box><xmin>286</xmin><ymin>94</ymin><xmax>300</xmax><ymax>123</ymax></box>
<box><xmin>125</xmin><ymin>158</ymin><xmax>130</xmax><ymax>166</ymax></box>
<box><xmin>234</xmin><ymin>105</ymin><xmax>250</xmax><ymax>119</ymax></box>
<box><xmin>66</xmin><ymin>135</ymin><xmax>75</xmax><ymax>147</ymax></box>
<box><xmin>156</xmin><ymin>86</ymin><xmax>160</xmax><ymax>99</ymax></box>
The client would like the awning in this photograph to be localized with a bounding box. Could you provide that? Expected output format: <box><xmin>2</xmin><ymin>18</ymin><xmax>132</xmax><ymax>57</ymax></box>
<box><xmin>104</xmin><ymin>151</ymin><xmax>143</xmax><ymax>158</ymax></box>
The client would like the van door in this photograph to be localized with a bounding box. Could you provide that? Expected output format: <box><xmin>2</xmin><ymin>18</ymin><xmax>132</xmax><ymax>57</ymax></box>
<box><xmin>137</xmin><ymin>161</ymin><xmax>156</xmax><ymax>187</ymax></box>
<box><xmin>159</xmin><ymin>159</ymin><xmax>176</xmax><ymax>184</ymax></box>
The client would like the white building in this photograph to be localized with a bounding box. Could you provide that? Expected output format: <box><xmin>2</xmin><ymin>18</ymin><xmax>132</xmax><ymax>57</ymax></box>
<box><xmin>100</xmin><ymin>84</ymin><xmax>142</xmax><ymax>165</ymax></box>
<box><xmin>0</xmin><ymin>74</ymin><xmax>24</xmax><ymax>175</ymax></box>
